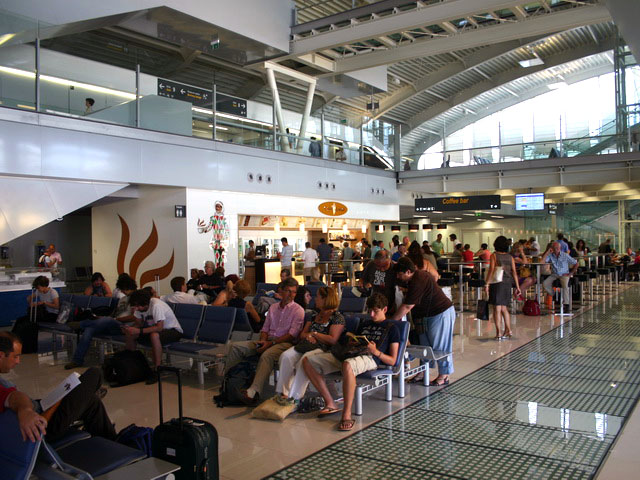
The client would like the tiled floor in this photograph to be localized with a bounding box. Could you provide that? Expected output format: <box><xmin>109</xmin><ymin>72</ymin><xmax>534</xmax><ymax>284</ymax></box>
<box><xmin>266</xmin><ymin>286</ymin><xmax>640</xmax><ymax>480</ymax></box>
<box><xmin>5</xmin><ymin>284</ymin><xmax>639</xmax><ymax>479</ymax></box>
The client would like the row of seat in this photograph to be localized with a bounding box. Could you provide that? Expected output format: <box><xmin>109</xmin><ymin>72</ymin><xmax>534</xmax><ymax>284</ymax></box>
<box><xmin>0</xmin><ymin>410</ymin><xmax>178</xmax><ymax>480</ymax></box>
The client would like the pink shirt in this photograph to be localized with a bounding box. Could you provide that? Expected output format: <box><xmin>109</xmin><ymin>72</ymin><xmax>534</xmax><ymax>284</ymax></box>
<box><xmin>262</xmin><ymin>301</ymin><xmax>304</xmax><ymax>339</ymax></box>
<box><xmin>49</xmin><ymin>252</ymin><xmax>62</xmax><ymax>264</ymax></box>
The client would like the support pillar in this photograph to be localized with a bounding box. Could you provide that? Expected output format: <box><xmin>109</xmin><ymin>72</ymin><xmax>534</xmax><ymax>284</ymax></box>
<box><xmin>297</xmin><ymin>80</ymin><xmax>317</xmax><ymax>154</ymax></box>
<box><xmin>266</xmin><ymin>68</ymin><xmax>289</xmax><ymax>152</ymax></box>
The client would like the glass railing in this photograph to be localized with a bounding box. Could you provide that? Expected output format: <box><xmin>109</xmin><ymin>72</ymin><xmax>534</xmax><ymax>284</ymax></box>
<box><xmin>0</xmin><ymin>34</ymin><xmax>395</xmax><ymax>170</ymax></box>
<box><xmin>401</xmin><ymin>134</ymin><xmax>623</xmax><ymax>171</ymax></box>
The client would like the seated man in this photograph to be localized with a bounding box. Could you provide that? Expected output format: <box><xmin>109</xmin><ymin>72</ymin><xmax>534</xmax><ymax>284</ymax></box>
<box><xmin>222</xmin><ymin>277</ymin><xmax>304</xmax><ymax>405</ymax></box>
<box><xmin>542</xmin><ymin>241</ymin><xmax>578</xmax><ymax>310</ymax></box>
<box><xmin>123</xmin><ymin>289</ymin><xmax>183</xmax><ymax>382</ymax></box>
<box><xmin>65</xmin><ymin>276</ymin><xmax>138</xmax><ymax>369</ymax></box>
<box><xmin>302</xmin><ymin>293</ymin><xmax>400</xmax><ymax>431</ymax></box>
<box><xmin>27</xmin><ymin>275</ymin><xmax>59</xmax><ymax>322</ymax></box>
<box><xmin>0</xmin><ymin>332</ymin><xmax>115</xmax><ymax>442</ymax></box>
<box><xmin>161</xmin><ymin>276</ymin><xmax>200</xmax><ymax>305</ymax></box>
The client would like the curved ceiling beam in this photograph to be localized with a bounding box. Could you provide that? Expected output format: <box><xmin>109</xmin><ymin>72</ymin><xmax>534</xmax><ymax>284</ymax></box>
<box><xmin>404</xmin><ymin>62</ymin><xmax>614</xmax><ymax>155</ymax></box>
<box><xmin>402</xmin><ymin>38</ymin><xmax>615</xmax><ymax>144</ymax></box>
<box><xmin>369</xmin><ymin>36</ymin><xmax>544</xmax><ymax>122</ymax></box>
<box><xmin>328</xmin><ymin>4</ymin><xmax>610</xmax><ymax>74</ymax></box>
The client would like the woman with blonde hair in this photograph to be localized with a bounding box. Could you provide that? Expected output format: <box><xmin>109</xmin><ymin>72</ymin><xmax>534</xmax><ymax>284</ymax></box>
<box><xmin>274</xmin><ymin>286</ymin><xmax>345</xmax><ymax>406</ymax></box>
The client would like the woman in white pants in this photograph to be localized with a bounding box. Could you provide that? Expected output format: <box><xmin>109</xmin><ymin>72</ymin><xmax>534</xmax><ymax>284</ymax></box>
<box><xmin>275</xmin><ymin>287</ymin><xmax>345</xmax><ymax>401</ymax></box>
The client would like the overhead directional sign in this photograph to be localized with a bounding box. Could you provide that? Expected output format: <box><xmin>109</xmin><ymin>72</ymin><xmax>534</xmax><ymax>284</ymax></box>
<box><xmin>415</xmin><ymin>195</ymin><xmax>501</xmax><ymax>212</ymax></box>
<box><xmin>158</xmin><ymin>78</ymin><xmax>210</xmax><ymax>106</ymax></box>
<box><xmin>157</xmin><ymin>79</ymin><xmax>247</xmax><ymax>117</ymax></box>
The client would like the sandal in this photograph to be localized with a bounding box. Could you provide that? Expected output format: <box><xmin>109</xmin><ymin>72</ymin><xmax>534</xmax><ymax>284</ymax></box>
<box><xmin>429</xmin><ymin>377</ymin><xmax>449</xmax><ymax>386</ymax></box>
<box><xmin>317</xmin><ymin>407</ymin><xmax>341</xmax><ymax>418</ymax></box>
<box><xmin>338</xmin><ymin>418</ymin><xmax>355</xmax><ymax>431</ymax></box>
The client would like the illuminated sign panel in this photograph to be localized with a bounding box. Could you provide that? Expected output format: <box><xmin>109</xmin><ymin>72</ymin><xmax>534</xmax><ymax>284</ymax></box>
<box><xmin>415</xmin><ymin>195</ymin><xmax>501</xmax><ymax>212</ymax></box>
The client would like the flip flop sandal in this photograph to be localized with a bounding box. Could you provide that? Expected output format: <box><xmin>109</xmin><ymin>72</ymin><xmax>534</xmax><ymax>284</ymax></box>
<box><xmin>317</xmin><ymin>407</ymin><xmax>341</xmax><ymax>418</ymax></box>
<box><xmin>429</xmin><ymin>378</ymin><xmax>450</xmax><ymax>386</ymax></box>
<box><xmin>338</xmin><ymin>419</ymin><xmax>355</xmax><ymax>431</ymax></box>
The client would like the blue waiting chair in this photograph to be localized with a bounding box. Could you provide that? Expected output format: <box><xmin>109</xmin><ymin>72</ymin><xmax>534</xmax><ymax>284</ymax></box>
<box><xmin>168</xmin><ymin>306</ymin><xmax>236</xmax><ymax>384</ymax></box>
<box><xmin>231</xmin><ymin>307</ymin><xmax>254</xmax><ymax>340</ymax></box>
<box><xmin>339</xmin><ymin>297</ymin><xmax>366</xmax><ymax>313</ymax></box>
<box><xmin>172</xmin><ymin>304</ymin><xmax>205</xmax><ymax>341</ymax></box>
<box><xmin>0</xmin><ymin>411</ymin><xmax>41</xmax><ymax>480</ymax></box>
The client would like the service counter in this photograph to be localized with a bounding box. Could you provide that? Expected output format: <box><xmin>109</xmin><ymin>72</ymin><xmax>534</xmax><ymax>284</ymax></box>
<box><xmin>249</xmin><ymin>258</ymin><xmax>304</xmax><ymax>289</ymax></box>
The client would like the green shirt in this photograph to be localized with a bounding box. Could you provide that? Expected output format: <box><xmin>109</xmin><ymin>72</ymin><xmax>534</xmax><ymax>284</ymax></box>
<box><xmin>431</xmin><ymin>240</ymin><xmax>444</xmax><ymax>256</ymax></box>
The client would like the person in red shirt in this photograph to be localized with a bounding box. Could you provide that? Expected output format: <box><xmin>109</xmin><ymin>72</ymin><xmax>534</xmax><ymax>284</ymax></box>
<box><xmin>0</xmin><ymin>332</ymin><xmax>115</xmax><ymax>442</ymax></box>
<box><xmin>462</xmin><ymin>244</ymin><xmax>475</xmax><ymax>267</ymax></box>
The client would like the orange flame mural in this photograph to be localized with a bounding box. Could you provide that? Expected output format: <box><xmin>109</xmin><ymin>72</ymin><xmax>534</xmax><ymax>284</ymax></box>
<box><xmin>117</xmin><ymin>214</ymin><xmax>174</xmax><ymax>287</ymax></box>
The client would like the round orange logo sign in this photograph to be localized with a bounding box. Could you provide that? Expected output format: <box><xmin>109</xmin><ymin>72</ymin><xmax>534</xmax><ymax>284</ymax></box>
<box><xmin>318</xmin><ymin>202</ymin><xmax>348</xmax><ymax>216</ymax></box>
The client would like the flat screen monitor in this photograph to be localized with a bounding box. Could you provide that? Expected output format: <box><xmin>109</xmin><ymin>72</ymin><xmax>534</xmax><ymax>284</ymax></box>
<box><xmin>255</xmin><ymin>245</ymin><xmax>266</xmax><ymax>257</ymax></box>
<box><xmin>515</xmin><ymin>193</ymin><xmax>545</xmax><ymax>211</ymax></box>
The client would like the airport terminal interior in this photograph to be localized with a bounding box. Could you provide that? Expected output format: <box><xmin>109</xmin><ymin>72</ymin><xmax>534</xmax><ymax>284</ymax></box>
<box><xmin>1</xmin><ymin>0</ymin><xmax>640</xmax><ymax>478</ymax></box>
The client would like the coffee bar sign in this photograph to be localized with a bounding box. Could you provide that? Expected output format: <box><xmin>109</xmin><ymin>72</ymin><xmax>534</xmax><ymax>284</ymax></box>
<box><xmin>318</xmin><ymin>202</ymin><xmax>348</xmax><ymax>216</ymax></box>
<box><xmin>415</xmin><ymin>195</ymin><xmax>501</xmax><ymax>212</ymax></box>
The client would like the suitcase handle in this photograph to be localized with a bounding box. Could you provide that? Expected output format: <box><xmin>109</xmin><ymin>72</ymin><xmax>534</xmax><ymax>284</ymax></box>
<box><xmin>157</xmin><ymin>365</ymin><xmax>183</xmax><ymax>429</ymax></box>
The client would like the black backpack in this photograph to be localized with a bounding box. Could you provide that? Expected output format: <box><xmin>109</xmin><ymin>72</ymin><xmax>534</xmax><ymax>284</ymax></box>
<box><xmin>104</xmin><ymin>350</ymin><xmax>152</xmax><ymax>387</ymax></box>
<box><xmin>213</xmin><ymin>357</ymin><xmax>258</xmax><ymax>407</ymax></box>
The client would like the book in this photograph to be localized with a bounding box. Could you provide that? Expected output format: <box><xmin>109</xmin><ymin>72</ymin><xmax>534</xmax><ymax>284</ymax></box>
<box><xmin>346</xmin><ymin>332</ymin><xmax>369</xmax><ymax>346</ymax></box>
<box><xmin>40</xmin><ymin>372</ymin><xmax>81</xmax><ymax>412</ymax></box>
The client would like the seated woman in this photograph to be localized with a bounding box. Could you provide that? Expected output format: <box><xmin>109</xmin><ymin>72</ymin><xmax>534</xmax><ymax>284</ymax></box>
<box><xmin>294</xmin><ymin>286</ymin><xmax>314</xmax><ymax>315</ymax></box>
<box><xmin>186</xmin><ymin>268</ymin><xmax>201</xmax><ymax>291</ymax></box>
<box><xmin>84</xmin><ymin>272</ymin><xmax>112</xmax><ymax>297</ymax></box>
<box><xmin>307</xmin><ymin>267</ymin><xmax>327</xmax><ymax>286</ymax></box>
<box><xmin>211</xmin><ymin>279</ymin><xmax>236</xmax><ymax>307</ymax></box>
<box><xmin>302</xmin><ymin>293</ymin><xmax>400</xmax><ymax>431</ymax></box>
<box><xmin>421</xmin><ymin>244</ymin><xmax>438</xmax><ymax>270</ymax></box>
<box><xmin>223</xmin><ymin>280</ymin><xmax>261</xmax><ymax>329</ymax></box>
<box><xmin>27</xmin><ymin>275</ymin><xmax>60</xmax><ymax>322</ymax></box>
<box><xmin>275</xmin><ymin>287</ymin><xmax>344</xmax><ymax>405</ymax></box>
<box><xmin>512</xmin><ymin>243</ymin><xmax>535</xmax><ymax>300</ymax></box>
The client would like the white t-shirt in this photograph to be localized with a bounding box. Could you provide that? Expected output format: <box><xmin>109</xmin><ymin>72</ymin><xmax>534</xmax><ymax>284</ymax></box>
<box><xmin>37</xmin><ymin>288</ymin><xmax>59</xmax><ymax>314</ymax></box>
<box><xmin>281</xmin><ymin>244</ymin><xmax>294</xmax><ymax>267</ymax></box>
<box><xmin>301</xmin><ymin>248</ymin><xmax>318</xmax><ymax>268</ymax></box>
<box><xmin>134</xmin><ymin>298</ymin><xmax>183</xmax><ymax>333</ymax></box>
<box><xmin>161</xmin><ymin>291</ymin><xmax>200</xmax><ymax>305</ymax></box>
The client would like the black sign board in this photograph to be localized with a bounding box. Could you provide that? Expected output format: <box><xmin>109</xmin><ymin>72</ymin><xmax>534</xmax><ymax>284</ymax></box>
<box><xmin>175</xmin><ymin>205</ymin><xmax>186</xmax><ymax>218</ymax></box>
<box><xmin>217</xmin><ymin>93</ymin><xmax>247</xmax><ymax>117</ymax></box>
<box><xmin>157</xmin><ymin>79</ymin><xmax>247</xmax><ymax>117</ymax></box>
<box><xmin>436</xmin><ymin>224</ymin><xmax>447</xmax><ymax>230</ymax></box>
<box><xmin>415</xmin><ymin>195</ymin><xmax>501</xmax><ymax>213</ymax></box>
<box><xmin>158</xmin><ymin>79</ymin><xmax>210</xmax><ymax>106</ymax></box>
<box><xmin>548</xmin><ymin>203</ymin><xmax>558</xmax><ymax>215</ymax></box>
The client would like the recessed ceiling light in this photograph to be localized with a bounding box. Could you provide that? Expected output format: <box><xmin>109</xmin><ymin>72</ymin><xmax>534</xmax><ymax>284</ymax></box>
<box><xmin>453</xmin><ymin>217</ymin><xmax>462</xmax><ymax>220</ymax></box>
<box><xmin>432</xmin><ymin>211</ymin><xmax>443</xmax><ymax>214</ymax></box>
<box><xmin>463</xmin><ymin>213</ymin><xmax>475</xmax><ymax>216</ymax></box>
<box><xmin>519</xmin><ymin>57</ymin><xmax>544</xmax><ymax>68</ymax></box>
<box><xmin>491</xmin><ymin>215</ymin><xmax>504</xmax><ymax>218</ymax></box>
<box><xmin>477</xmin><ymin>219</ymin><xmax>484</xmax><ymax>222</ymax></box>
<box><xmin>441</xmin><ymin>220</ymin><xmax>455</xmax><ymax>223</ymax></box>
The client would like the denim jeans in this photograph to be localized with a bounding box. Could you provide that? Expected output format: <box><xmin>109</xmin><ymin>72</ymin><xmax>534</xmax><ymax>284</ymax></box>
<box><xmin>418</xmin><ymin>305</ymin><xmax>456</xmax><ymax>375</ymax></box>
<box><xmin>73</xmin><ymin>316</ymin><xmax>122</xmax><ymax>364</ymax></box>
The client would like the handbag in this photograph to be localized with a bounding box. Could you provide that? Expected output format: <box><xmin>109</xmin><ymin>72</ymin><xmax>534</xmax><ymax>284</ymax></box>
<box><xmin>294</xmin><ymin>340</ymin><xmax>321</xmax><ymax>354</ymax></box>
<box><xmin>330</xmin><ymin>333</ymin><xmax>370</xmax><ymax>362</ymax></box>
<box><xmin>486</xmin><ymin>265</ymin><xmax>504</xmax><ymax>284</ymax></box>
<box><xmin>476</xmin><ymin>299</ymin><xmax>489</xmax><ymax>321</ymax></box>
<box><xmin>252</xmin><ymin>395</ymin><xmax>296</xmax><ymax>421</ymax></box>
<box><xmin>523</xmin><ymin>297</ymin><xmax>541</xmax><ymax>316</ymax></box>
<box><xmin>519</xmin><ymin>266</ymin><xmax>532</xmax><ymax>278</ymax></box>
<box><xmin>56</xmin><ymin>301</ymin><xmax>73</xmax><ymax>324</ymax></box>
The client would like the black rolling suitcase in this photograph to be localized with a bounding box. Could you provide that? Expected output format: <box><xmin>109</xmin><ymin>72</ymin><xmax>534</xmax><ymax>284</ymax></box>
<box><xmin>152</xmin><ymin>366</ymin><xmax>219</xmax><ymax>480</ymax></box>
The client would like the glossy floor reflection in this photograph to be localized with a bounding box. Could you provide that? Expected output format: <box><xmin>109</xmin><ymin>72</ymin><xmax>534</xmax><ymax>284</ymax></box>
<box><xmin>266</xmin><ymin>287</ymin><xmax>640</xmax><ymax>480</ymax></box>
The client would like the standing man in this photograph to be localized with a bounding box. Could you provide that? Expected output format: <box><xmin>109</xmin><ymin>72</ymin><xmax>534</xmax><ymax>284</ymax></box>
<box><xmin>542</xmin><ymin>241</ymin><xmax>578</xmax><ymax>311</ymax></box>
<box><xmin>342</xmin><ymin>241</ymin><xmax>354</xmax><ymax>281</ymax></box>
<box><xmin>308</xmin><ymin>137</ymin><xmax>322</xmax><ymax>157</ymax></box>
<box><xmin>222</xmin><ymin>278</ymin><xmax>304</xmax><ymax>405</ymax></box>
<box><xmin>279</xmin><ymin>237</ymin><xmax>293</xmax><ymax>274</ymax></box>
<box><xmin>244</xmin><ymin>240</ymin><xmax>256</xmax><ymax>264</ymax></box>
<box><xmin>431</xmin><ymin>234</ymin><xmax>444</xmax><ymax>257</ymax></box>
<box><xmin>48</xmin><ymin>244</ymin><xmax>62</xmax><ymax>266</ymax></box>
<box><xmin>0</xmin><ymin>332</ymin><xmax>116</xmax><ymax>442</ymax></box>
<box><xmin>361</xmin><ymin>250</ymin><xmax>396</xmax><ymax>312</ymax></box>
<box><xmin>392</xmin><ymin>257</ymin><xmax>455</xmax><ymax>385</ymax></box>
<box><xmin>317</xmin><ymin>238</ymin><xmax>332</xmax><ymax>282</ymax></box>
<box><xmin>371</xmin><ymin>240</ymin><xmax>381</xmax><ymax>258</ymax></box>
<box><xmin>449</xmin><ymin>234</ymin><xmax>461</xmax><ymax>252</ymax></box>
<box><xmin>301</xmin><ymin>242</ymin><xmax>318</xmax><ymax>283</ymax></box>
<box><xmin>391</xmin><ymin>244</ymin><xmax>406</xmax><ymax>263</ymax></box>
<box><xmin>556</xmin><ymin>233</ymin><xmax>569</xmax><ymax>253</ymax></box>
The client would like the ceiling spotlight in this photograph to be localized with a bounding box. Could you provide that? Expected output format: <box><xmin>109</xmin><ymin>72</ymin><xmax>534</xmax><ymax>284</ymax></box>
<box><xmin>518</xmin><ymin>57</ymin><xmax>544</xmax><ymax>68</ymax></box>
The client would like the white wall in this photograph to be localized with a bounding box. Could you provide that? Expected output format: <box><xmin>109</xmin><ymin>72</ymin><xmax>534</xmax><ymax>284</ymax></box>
<box><xmin>92</xmin><ymin>186</ymin><xmax>188</xmax><ymax>294</ymax></box>
<box><xmin>1</xmin><ymin>0</ymin><xmax>292</xmax><ymax>52</ymax></box>
<box><xmin>186</xmin><ymin>188</ymin><xmax>399</xmax><ymax>275</ymax></box>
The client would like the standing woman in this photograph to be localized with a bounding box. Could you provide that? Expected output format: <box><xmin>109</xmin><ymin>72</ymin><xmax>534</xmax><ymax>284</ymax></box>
<box><xmin>485</xmin><ymin>236</ymin><xmax>520</xmax><ymax>339</ymax></box>
<box><xmin>575</xmin><ymin>239</ymin><xmax>589</xmax><ymax>268</ymax></box>
<box><xmin>407</xmin><ymin>241</ymin><xmax>439</xmax><ymax>282</ymax></box>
